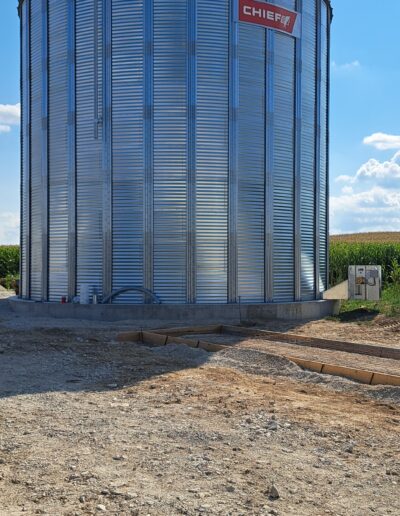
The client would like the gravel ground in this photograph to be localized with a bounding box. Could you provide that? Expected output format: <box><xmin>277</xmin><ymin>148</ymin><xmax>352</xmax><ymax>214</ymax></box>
<box><xmin>0</xmin><ymin>297</ymin><xmax>399</xmax><ymax>516</ymax></box>
<box><xmin>260</xmin><ymin>317</ymin><xmax>400</xmax><ymax>349</ymax></box>
<box><xmin>0</xmin><ymin>286</ymin><xmax>13</xmax><ymax>299</ymax></box>
<box><xmin>182</xmin><ymin>334</ymin><xmax>400</xmax><ymax>378</ymax></box>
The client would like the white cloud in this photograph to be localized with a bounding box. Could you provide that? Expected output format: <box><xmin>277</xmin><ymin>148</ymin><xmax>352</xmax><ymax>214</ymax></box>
<box><xmin>335</xmin><ymin>175</ymin><xmax>353</xmax><ymax>183</ymax></box>
<box><xmin>331</xmin><ymin>186</ymin><xmax>400</xmax><ymax>212</ymax></box>
<box><xmin>334</xmin><ymin>151</ymin><xmax>400</xmax><ymax>187</ymax></box>
<box><xmin>331</xmin><ymin>186</ymin><xmax>400</xmax><ymax>234</ymax></box>
<box><xmin>331</xmin><ymin>60</ymin><xmax>361</xmax><ymax>72</ymax></box>
<box><xmin>0</xmin><ymin>103</ymin><xmax>20</xmax><ymax>125</ymax></box>
<box><xmin>0</xmin><ymin>212</ymin><xmax>20</xmax><ymax>245</ymax></box>
<box><xmin>331</xmin><ymin>149</ymin><xmax>400</xmax><ymax>234</ymax></box>
<box><xmin>355</xmin><ymin>151</ymin><xmax>400</xmax><ymax>185</ymax></box>
<box><xmin>0</xmin><ymin>103</ymin><xmax>20</xmax><ymax>134</ymax></box>
<box><xmin>363</xmin><ymin>132</ymin><xmax>400</xmax><ymax>151</ymax></box>
<box><xmin>341</xmin><ymin>186</ymin><xmax>353</xmax><ymax>195</ymax></box>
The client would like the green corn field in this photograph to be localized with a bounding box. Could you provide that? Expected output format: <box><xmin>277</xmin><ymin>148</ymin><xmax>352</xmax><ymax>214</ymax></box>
<box><xmin>2</xmin><ymin>237</ymin><xmax>400</xmax><ymax>289</ymax></box>
<box><xmin>0</xmin><ymin>245</ymin><xmax>19</xmax><ymax>278</ymax></box>
<box><xmin>329</xmin><ymin>241</ymin><xmax>400</xmax><ymax>287</ymax></box>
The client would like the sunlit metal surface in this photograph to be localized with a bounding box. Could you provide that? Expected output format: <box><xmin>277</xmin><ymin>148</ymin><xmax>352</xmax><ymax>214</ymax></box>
<box><xmin>20</xmin><ymin>0</ymin><xmax>331</xmax><ymax>305</ymax></box>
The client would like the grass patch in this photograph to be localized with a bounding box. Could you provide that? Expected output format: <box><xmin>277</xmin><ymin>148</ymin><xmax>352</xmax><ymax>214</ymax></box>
<box><xmin>0</xmin><ymin>274</ymin><xmax>19</xmax><ymax>291</ymax></box>
<box><xmin>338</xmin><ymin>285</ymin><xmax>400</xmax><ymax>321</ymax></box>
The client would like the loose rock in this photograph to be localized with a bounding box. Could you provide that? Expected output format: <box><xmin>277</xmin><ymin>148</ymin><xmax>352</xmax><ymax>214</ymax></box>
<box><xmin>267</xmin><ymin>485</ymin><xmax>280</xmax><ymax>501</ymax></box>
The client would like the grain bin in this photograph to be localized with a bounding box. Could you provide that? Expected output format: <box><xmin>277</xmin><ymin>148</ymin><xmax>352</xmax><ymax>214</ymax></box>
<box><xmin>19</xmin><ymin>0</ymin><xmax>332</xmax><ymax>307</ymax></box>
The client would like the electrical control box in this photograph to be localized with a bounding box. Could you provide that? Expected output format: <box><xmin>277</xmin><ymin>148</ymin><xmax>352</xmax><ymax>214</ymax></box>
<box><xmin>348</xmin><ymin>265</ymin><xmax>382</xmax><ymax>302</ymax></box>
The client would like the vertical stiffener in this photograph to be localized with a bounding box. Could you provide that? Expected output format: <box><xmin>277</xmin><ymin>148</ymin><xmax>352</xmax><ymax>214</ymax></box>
<box><xmin>19</xmin><ymin>0</ymin><xmax>332</xmax><ymax>305</ymax></box>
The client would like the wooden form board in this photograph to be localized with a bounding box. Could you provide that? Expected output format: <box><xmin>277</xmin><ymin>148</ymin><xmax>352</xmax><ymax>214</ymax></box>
<box><xmin>116</xmin><ymin>326</ymin><xmax>400</xmax><ymax>387</ymax></box>
<box><xmin>152</xmin><ymin>325</ymin><xmax>400</xmax><ymax>361</ymax></box>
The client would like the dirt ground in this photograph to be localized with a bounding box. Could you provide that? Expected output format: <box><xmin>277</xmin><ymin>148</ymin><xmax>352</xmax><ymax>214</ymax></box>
<box><xmin>0</xmin><ymin>296</ymin><xmax>399</xmax><ymax>516</ymax></box>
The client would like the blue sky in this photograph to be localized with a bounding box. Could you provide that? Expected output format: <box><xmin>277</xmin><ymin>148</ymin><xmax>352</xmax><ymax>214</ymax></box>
<box><xmin>0</xmin><ymin>0</ymin><xmax>399</xmax><ymax>243</ymax></box>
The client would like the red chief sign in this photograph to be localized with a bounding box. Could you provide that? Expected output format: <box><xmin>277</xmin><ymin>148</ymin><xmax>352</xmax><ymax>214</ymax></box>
<box><xmin>239</xmin><ymin>0</ymin><xmax>300</xmax><ymax>37</ymax></box>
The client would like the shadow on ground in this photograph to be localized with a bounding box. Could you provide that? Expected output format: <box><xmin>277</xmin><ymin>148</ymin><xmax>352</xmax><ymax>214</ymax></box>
<box><xmin>0</xmin><ymin>297</ymin><xmax>354</xmax><ymax>400</ymax></box>
<box><xmin>335</xmin><ymin>307</ymin><xmax>380</xmax><ymax>323</ymax></box>
<box><xmin>0</xmin><ymin>298</ymin><xmax>226</xmax><ymax>399</ymax></box>
<box><xmin>0</xmin><ymin>302</ymin><xmax>213</xmax><ymax>399</ymax></box>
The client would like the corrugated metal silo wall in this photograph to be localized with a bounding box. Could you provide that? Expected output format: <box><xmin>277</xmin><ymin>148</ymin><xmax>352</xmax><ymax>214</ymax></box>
<box><xmin>319</xmin><ymin>0</ymin><xmax>329</xmax><ymax>294</ymax></box>
<box><xmin>20</xmin><ymin>0</ymin><xmax>331</xmax><ymax>305</ymax></box>
<box><xmin>48</xmin><ymin>0</ymin><xmax>69</xmax><ymax>300</ymax></box>
<box><xmin>20</xmin><ymin>0</ymin><xmax>29</xmax><ymax>300</ymax></box>
<box><xmin>29</xmin><ymin>0</ymin><xmax>44</xmax><ymax>301</ymax></box>
<box><xmin>75</xmin><ymin>1</ymin><xmax>104</xmax><ymax>298</ymax></box>
<box><xmin>112</xmin><ymin>0</ymin><xmax>144</xmax><ymax>304</ymax></box>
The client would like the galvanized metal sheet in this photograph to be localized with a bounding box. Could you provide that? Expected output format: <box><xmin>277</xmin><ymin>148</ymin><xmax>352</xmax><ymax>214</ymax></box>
<box><xmin>75</xmin><ymin>0</ymin><xmax>103</xmax><ymax>298</ymax></box>
<box><xmin>300</xmin><ymin>0</ymin><xmax>317</xmax><ymax>301</ymax></box>
<box><xmin>48</xmin><ymin>0</ymin><xmax>69</xmax><ymax>302</ymax></box>
<box><xmin>196</xmin><ymin>0</ymin><xmax>229</xmax><ymax>304</ymax></box>
<box><xmin>272</xmin><ymin>32</ymin><xmax>296</xmax><ymax>302</ymax></box>
<box><xmin>21</xmin><ymin>0</ymin><xmax>331</xmax><ymax>306</ymax></box>
<box><xmin>319</xmin><ymin>0</ymin><xmax>329</xmax><ymax>292</ymax></box>
<box><xmin>67</xmin><ymin>0</ymin><xmax>77</xmax><ymax>300</ymax></box>
<box><xmin>112</xmin><ymin>0</ymin><xmax>145</xmax><ymax>304</ymax></box>
<box><xmin>237</xmin><ymin>24</ymin><xmax>265</xmax><ymax>303</ymax></box>
<box><xmin>143</xmin><ymin>0</ymin><xmax>154</xmax><ymax>301</ymax></box>
<box><xmin>153</xmin><ymin>0</ymin><xmax>188</xmax><ymax>304</ymax></box>
<box><xmin>29</xmin><ymin>0</ymin><xmax>44</xmax><ymax>301</ymax></box>
<box><xmin>20</xmin><ymin>0</ymin><xmax>30</xmax><ymax>299</ymax></box>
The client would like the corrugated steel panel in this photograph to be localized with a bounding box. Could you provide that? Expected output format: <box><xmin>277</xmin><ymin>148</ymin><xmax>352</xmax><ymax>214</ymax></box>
<box><xmin>196</xmin><ymin>0</ymin><xmax>229</xmax><ymax>304</ymax></box>
<box><xmin>237</xmin><ymin>24</ymin><xmax>265</xmax><ymax>303</ymax></box>
<box><xmin>272</xmin><ymin>32</ymin><xmax>296</xmax><ymax>302</ymax></box>
<box><xmin>300</xmin><ymin>0</ymin><xmax>317</xmax><ymax>300</ymax></box>
<box><xmin>112</xmin><ymin>0</ymin><xmax>145</xmax><ymax>304</ymax></box>
<box><xmin>29</xmin><ymin>0</ymin><xmax>43</xmax><ymax>301</ymax></box>
<box><xmin>319</xmin><ymin>1</ymin><xmax>329</xmax><ymax>292</ymax></box>
<box><xmin>21</xmin><ymin>0</ymin><xmax>331</xmax><ymax>306</ymax></box>
<box><xmin>153</xmin><ymin>0</ymin><xmax>188</xmax><ymax>304</ymax></box>
<box><xmin>102</xmin><ymin>0</ymin><xmax>113</xmax><ymax>298</ymax></box>
<box><xmin>41</xmin><ymin>0</ymin><xmax>49</xmax><ymax>301</ymax></box>
<box><xmin>48</xmin><ymin>0</ymin><xmax>69</xmax><ymax>301</ymax></box>
<box><xmin>143</xmin><ymin>0</ymin><xmax>154</xmax><ymax>298</ymax></box>
<box><xmin>20</xmin><ymin>0</ymin><xmax>30</xmax><ymax>299</ymax></box>
<box><xmin>67</xmin><ymin>0</ymin><xmax>77</xmax><ymax>299</ymax></box>
<box><xmin>76</xmin><ymin>0</ymin><xmax>103</xmax><ymax>296</ymax></box>
<box><xmin>187</xmin><ymin>0</ymin><xmax>197</xmax><ymax>303</ymax></box>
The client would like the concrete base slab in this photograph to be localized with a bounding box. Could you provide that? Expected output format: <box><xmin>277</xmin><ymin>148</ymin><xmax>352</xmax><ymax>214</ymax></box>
<box><xmin>323</xmin><ymin>281</ymin><xmax>349</xmax><ymax>301</ymax></box>
<box><xmin>8</xmin><ymin>297</ymin><xmax>340</xmax><ymax>324</ymax></box>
